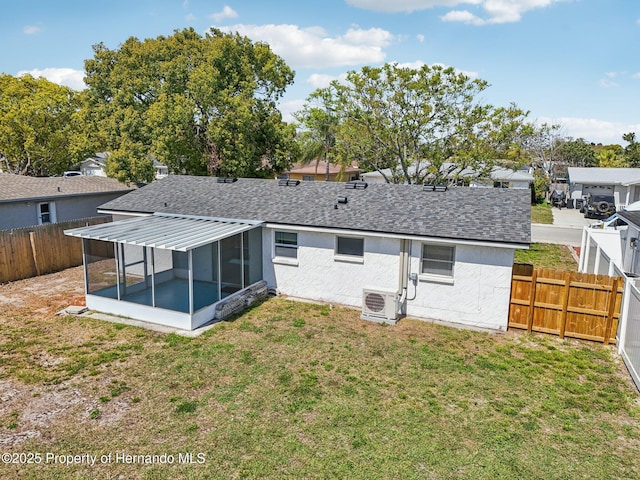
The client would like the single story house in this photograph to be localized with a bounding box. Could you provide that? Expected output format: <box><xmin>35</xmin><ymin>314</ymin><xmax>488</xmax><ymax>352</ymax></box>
<box><xmin>0</xmin><ymin>173</ymin><xmax>134</xmax><ymax>231</ymax></box>
<box><xmin>81</xmin><ymin>153</ymin><xmax>169</xmax><ymax>179</ymax></box>
<box><xmin>283</xmin><ymin>162</ymin><xmax>360</xmax><ymax>182</ymax></box>
<box><xmin>64</xmin><ymin>176</ymin><xmax>531</xmax><ymax>331</ymax></box>
<box><xmin>568</xmin><ymin>167</ymin><xmax>640</xmax><ymax>210</ymax></box>
<box><xmin>361</xmin><ymin>163</ymin><xmax>533</xmax><ymax>189</ymax></box>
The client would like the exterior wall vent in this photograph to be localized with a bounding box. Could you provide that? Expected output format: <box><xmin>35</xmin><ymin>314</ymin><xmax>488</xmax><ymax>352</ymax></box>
<box><xmin>346</xmin><ymin>181</ymin><xmax>368</xmax><ymax>190</ymax></box>
<box><xmin>337</xmin><ymin>196</ymin><xmax>348</xmax><ymax>204</ymax></box>
<box><xmin>361</xmin><ymin>287</ymin><xmax>399</xmax><ymax>325</ymax></box>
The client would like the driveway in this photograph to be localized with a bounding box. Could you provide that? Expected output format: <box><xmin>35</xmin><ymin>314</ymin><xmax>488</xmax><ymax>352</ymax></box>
<box><xmin>531</xmin><ymin>206</ymin><xmax>595</xmax><ymax>246</ymax></box>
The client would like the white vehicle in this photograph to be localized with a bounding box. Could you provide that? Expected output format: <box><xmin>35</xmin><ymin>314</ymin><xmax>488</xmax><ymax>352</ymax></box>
<box><xmin>590</xmin><ymin>200</ymin><xmax>640</xmax><ymax>229</ymax></box>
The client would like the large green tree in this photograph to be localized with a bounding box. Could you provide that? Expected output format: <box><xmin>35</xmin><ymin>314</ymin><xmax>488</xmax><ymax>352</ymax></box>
<box><xmin>623</xmin><ymin>132</ymin><xmax>640</xmax><ymax>167</ymax></box>
<box><xmin>0</xmin><ymin>74</ymin><xmax>82</xmax><ymax>176</ymax></box>
<box><xmin>298</xmin><ymin>63</ymin><xmax>532</xmax><ymax>184</ymax></box>
<box><xmin>555</xmin><ymin>138</ymin><xmax>598</xmax><ymax>167</ymax></box>
<box><xmin>82</xmin><ymin>28</ymin><xmax>297</xmax><ymax>183</ymax></box>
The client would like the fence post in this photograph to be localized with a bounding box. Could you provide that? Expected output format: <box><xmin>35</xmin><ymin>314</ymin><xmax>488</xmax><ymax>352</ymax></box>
<box><xmin>527</xmin><ymin>269</ymin><xmax>538</xmax><ymax>333</ymax></box>
<box><xmin>29</xmin><ymin>231</ymin><xmax>41</xmax><ymax>277</ymax></box>
<box><xmin>559</xmin><ymin>271</ymin><xmax>571</xmax><ymax>339</ymax></box>
<box><xmin>604</xmin><ymin>277</ymin><xmax>620</xmax><ymax>345</ymax></box>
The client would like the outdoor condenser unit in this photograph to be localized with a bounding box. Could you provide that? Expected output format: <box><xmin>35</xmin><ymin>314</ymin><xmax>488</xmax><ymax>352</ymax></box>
<box><xmin>361</xmin><ymin>287</ymin><xmax>399</xmax><ymax>325</ymax></box>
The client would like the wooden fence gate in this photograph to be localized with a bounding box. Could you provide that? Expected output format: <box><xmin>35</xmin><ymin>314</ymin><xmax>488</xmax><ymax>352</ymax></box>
<box><xmin>509</xmin><ymin>264</ymin><xmax>623</xmax><ymax>344</ymax></box>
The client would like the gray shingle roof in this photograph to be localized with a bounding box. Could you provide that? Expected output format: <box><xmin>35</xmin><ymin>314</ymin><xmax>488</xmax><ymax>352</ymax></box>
<box><xmin>98</xmin><ymin>176</ymin><xmax>531</xmax><ymax>245</ymax></box>
<box><xmin>0</xmin><ymin>173</ymin><xmax>134</xmax><ymax>203</ymax></box>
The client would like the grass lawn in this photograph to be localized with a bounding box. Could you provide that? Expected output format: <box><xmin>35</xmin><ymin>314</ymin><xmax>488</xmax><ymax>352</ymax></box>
<box><xmin>531</xmin><ymin>203</ymin><xmax>553</xmax><ymax>224</ymax></box>
<box><xmin>1</xmin><ymin>290</ymin><xmax>639</xmax><ymax>479</ymax></box>
<box><xmin>514</xmin><ymin>243</ymin><xmax>578</xmax><ymax>271</ymax></box>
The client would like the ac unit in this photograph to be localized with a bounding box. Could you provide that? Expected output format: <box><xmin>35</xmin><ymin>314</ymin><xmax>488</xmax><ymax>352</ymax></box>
<box><xmin>361</xmin><ymin>287</ymin><xmax>399</xmax><ymax>325</ymax></box>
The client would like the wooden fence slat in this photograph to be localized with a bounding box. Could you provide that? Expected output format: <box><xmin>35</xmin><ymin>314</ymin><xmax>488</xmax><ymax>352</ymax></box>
<box><xmin>509</xmin><ymin>263</ymin><xmax>624</xmax><ymax>344</ymax></box>
<box><xmin>603</xmin><ymin>277</ymin><xmax>619</xmax><ymax>345</ymax></box>
<box><xmin>527</xmin><ymin>268</ymin><xmax>538</xmax><ymax>333</ymax></box>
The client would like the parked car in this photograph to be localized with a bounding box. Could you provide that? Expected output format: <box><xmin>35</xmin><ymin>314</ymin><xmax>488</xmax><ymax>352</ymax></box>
<box><xmin>580</xmin><ymin>193</ymin><xmax>616</xmax><ymax>218</ymax></box>
<box><xmin>590</xmin><ymin>200</ymin><xmax>640</xmax><ymax>228</ymax></box>
<box><xmin>550</xmin><ymin>189</ymin><xmax>566</xmax><ymax>209</ymax></box>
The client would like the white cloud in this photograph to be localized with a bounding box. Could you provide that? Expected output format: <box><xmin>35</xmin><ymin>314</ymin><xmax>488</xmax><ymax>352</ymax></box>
<box><xmin>278</xmin><ymin>98</ymin><xmax>305</xmax><ymax>124</ymax></box>
<box><xmin>23</xmin><ymin>25</ymin><xmax>41</xmax><ymax>35</ymax></box>
<box><xmin>632</xmin><ymin>72</ymin><xmax>640</xmax><ymax>79</ymax></box>
<box><xmin>18</xmin><ymin>68</ymin><xmax>86</xmax><ymax>91</ymax></box>
<box><xmin>416</xmin><ymin>34</ymin><xmax>425</xmax><ymax>42</ymax></box>
<box><xmin>215</xmin><ymin>23</ymin><xmax>394</xmax><ymax>68</ymax></box>
<box><xmin>539</xmin><ymin>116</ymin><xmax>640</xmax><ymax>145</ymax></box>
<box><xmin>210</xmin><ymin>5</ymin><xmax>238</xmax><ymax>22</ymax></box>
<box><xmin>347</xmin><ymin>0</ymin><xmax>568</xmax><ymax>25</ymax></box>
<box><xmin>185</xmin><ymin>13</ymin><xmax>196</xmax><ymax>22</ymax></box>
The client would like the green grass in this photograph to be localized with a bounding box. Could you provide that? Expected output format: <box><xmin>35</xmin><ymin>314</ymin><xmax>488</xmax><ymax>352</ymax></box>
<box><xmin>531</xmin><ymin>203</ymin><xmax>553</xmax><ymax>224</ymax></box>
<box><xmin>1</xmin><ymin>298</ymin><xmax>639</xmax><ymax>479</ymax></box>
<box><xmin>515</xmin><ymin>243</ymin><xmax>578</xmax><ymax>271</ymax></box>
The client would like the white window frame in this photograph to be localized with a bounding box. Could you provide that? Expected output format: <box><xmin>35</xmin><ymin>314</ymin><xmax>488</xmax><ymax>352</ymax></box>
<box><xmin>334</xmin><ymin>235</ymin><xmax>364</xmax><ymax>263</ymax></box>
<box><xmin>273</xmin><ymin>230</ymin><xmax>299</xmax><ymax>266</ymax></box>
<box><xmin>37</xmin><ymin>201</ymin><xmax>56</xmax><ymax>225</ymax></box>
<box><xmin>420</xmin><ymin>243</ymin><xmax>455</xmax><ymax>283</ymax></box>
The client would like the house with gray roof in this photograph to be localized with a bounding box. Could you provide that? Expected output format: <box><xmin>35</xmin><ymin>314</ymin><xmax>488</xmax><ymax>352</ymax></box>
<box><xmin>81</xmin><ymin>152</ymin><xmax>169</xmax><ymax>179</ymax></box>
<box><xmin>0</xmin><ymin>173</ymin><xmax>135</xmax><ymax>231</ymax></box>
<box><xmin>65</xmin><ymin>175</ymin><xmax>531</xmax><ymax>331</ymax></box>
<box><xmin>568</xmin><ymin>167</ymin><xmax>640</xmax><ymax>210</ymax></box>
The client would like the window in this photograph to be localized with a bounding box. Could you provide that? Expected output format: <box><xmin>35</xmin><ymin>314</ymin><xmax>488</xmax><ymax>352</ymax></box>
<box><xmin>274</xmin><ymin>231</ymin><xmax>298</xmax><ymax>258</ymax></box>
<box><xmin>421</xmin><ymin>244</ymin><xmax>455</xmax><ymax>278</ymax></box>
<box><xmin>37</xmin><ymin>202</ymin><xmax>56</xmax><ymax>225</ymax></box>
<box><xmin>302</xmin><ymin>175</ymin><xmax>315</xmax><ymax>181</ymax></box>
<box><xmin>336</xmin><ymin>236</ymin><xmax>364</xmax><ymax>257</ymax></box>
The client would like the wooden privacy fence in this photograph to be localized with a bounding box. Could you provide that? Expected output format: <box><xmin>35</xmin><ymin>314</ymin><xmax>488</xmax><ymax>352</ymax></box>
<box><xmin>0</xmin><ymin>216</ymin><xmax>112</xmax><ymax>283</ymax></box>
<box><xmin>509</xmin><ymin>264</ymin><xmax>623</xmax><ymax>344</ymax></box>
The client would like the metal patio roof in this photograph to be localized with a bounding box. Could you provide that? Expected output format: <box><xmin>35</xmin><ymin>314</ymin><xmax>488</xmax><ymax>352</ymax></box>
<box><xmin>64</xmin><ymin>213</ymin><xmax>263</xmax><ymax>252</ymax></box>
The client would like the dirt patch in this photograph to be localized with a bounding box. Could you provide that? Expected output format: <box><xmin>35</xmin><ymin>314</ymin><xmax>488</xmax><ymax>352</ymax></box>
<box><xmin>0</xmin><ymin>266</ymin><xmax>85</xmax><ymax>315</ymax></box>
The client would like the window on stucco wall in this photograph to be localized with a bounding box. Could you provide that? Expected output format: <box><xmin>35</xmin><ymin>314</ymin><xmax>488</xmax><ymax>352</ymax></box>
<box><xmin>421</xmin><ymin>244</ymin><xmax>455</xmax><ymax>278</ymax></box>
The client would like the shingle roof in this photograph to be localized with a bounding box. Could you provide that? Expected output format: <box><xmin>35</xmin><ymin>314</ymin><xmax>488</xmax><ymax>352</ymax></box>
<box><xmin>98</xmin><ymin>176</ymin><xmax>531</xmax><ymax>245</ymax></box>
<box><xmin>0</xmin><ymin>173</ymin><xmax>134</xmax><ymax>202</ymax></box>
<box><xmin>617</xmin><ymin>210</ymin><xmax>640</xmax><ymax>228</ymax></box>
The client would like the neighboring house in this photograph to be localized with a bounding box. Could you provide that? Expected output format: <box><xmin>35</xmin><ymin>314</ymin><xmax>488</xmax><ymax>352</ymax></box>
<box><xmin>568</xmin><ymin>167</ymin><xmax>640</xmax><ymax>210</ymax></box>
<box><xmin>284</xmin><ymin>162</ymin><xmax>360</xmax><ymax>182</ymax></box>
<box><xmin>361</xmin><ymin>163</ymin><xmax>533</xmax><ymax>189</ymax></box>
<box><xmin>0</xmin><ymin>174</ymin><xmax>135</xmax><ymax>230</ymax></box>
<box><xmin>471</xmin><ymin>166</ymin><xmax>534</xmax><ymax>189</ymax></box>
<box><xmin>81</xmin><ymin>153</ymin><xmax>169</xmax><ymax>179</ymax></box>
<box><xmin>65</xmin><ymin>176</ymin><xmax>531</xmax><ymax>331</ymax></box>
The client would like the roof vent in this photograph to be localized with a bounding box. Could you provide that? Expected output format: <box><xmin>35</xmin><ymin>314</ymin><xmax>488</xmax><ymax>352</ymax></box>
<box><xmin>278</xmin><ymin>179</ymin><xmax>300</xmax><ymax>187</ymax></box>
<box><xmin>345</xmin><ymin>181</ymin><xmax>368</xmax><ymax>190</ymax></box>
<box><xmin>216</xmin><ymin>177</ymin><xmax>238</xmax><ymax>183</ymax></box>
<box><xmin>423</xmin><ymin>184</ymin><xmax>447</xmax><ymax>192</ymax></box>
<box><xmin>337</xmin><ymin>196</ymin><xmax>348</xmax><ymax>204</ymax></box>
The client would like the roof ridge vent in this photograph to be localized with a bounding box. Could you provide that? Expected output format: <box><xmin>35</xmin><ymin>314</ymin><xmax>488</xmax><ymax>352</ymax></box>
<box><xmin>278</xmin><ymin>179</ymin><xmax>300</xmax><ymax>187</ymax></box>
<box><xmin>423</xmin><ymin>184</ymin><xmax>447</xmax><ymax>192</ymax></box>
<box><xmin>216</xmin><ymin>177</ymin><xmax>238</xmax><ymax>183</ymax></box>
<box><xmin>345</xmin><ymin>181</ymin><xmax>368</xmax><ymax>190</ymax></box>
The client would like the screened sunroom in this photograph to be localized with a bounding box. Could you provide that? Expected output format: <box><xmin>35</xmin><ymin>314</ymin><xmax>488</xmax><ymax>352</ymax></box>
<box><xmin>64</xmin><ymin>213</ymin><xmax>263</xmax><ymax>330</ymax></box>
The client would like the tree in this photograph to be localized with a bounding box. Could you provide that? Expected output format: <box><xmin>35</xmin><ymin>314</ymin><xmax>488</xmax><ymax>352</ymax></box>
<box><xmin>521</xmin><ymin>123</ymin><xmax>563</xmax><ymax>173</ymax></box>
<box><xmin>301</xmin><ymin>63</ymin><xmax>532</xmax><ymax>184</ymax></box>
<box><xmin>555</xmin><ymin>138</ymin><xmax>597</xmax><ymax>167</ymax></box>
<box><xmin>623</xmin><ymin>132</ymin><xmax>640</xmax><ymax>167</ymax></box>
<box><xmin>596</xmin><ymin>144</ymin><xmax>626</xmax><ymax>167</ymax></box>
<box><xmin>82</xmin><ymin>28</ymin><xmax>297</xmax><ymax>183</ymax></box>
<box><xmin>293</xmin><ymin>88</ymin><xmax>339</xmax><ymax>181</ymax></box>
<box><xmin>0</xmin><ymin>74</ymin><xmax>82</xmax><ymax>176</ymax></box>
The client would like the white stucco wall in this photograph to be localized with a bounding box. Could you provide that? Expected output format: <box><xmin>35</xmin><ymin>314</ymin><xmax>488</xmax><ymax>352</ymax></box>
<box><xmin>263</xmin><ymin>226</ymin><xmax>516</xmax><ymax>331</ymax></box>
<box><xmin>262</xmin><ymin>228</ymin><xmax>400</xmax><ymax>308</ymax></box>
<box><xmin>406</xmin><ymin>243</ymin><xmax>514</xmax><ymax>330</ymax></box>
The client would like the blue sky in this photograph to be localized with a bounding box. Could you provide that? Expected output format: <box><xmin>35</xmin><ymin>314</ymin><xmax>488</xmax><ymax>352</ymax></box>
<box><xmin>1</xmin><ymin>0</ymin><xmax>639</xmax><ymax>145</ymax></box>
